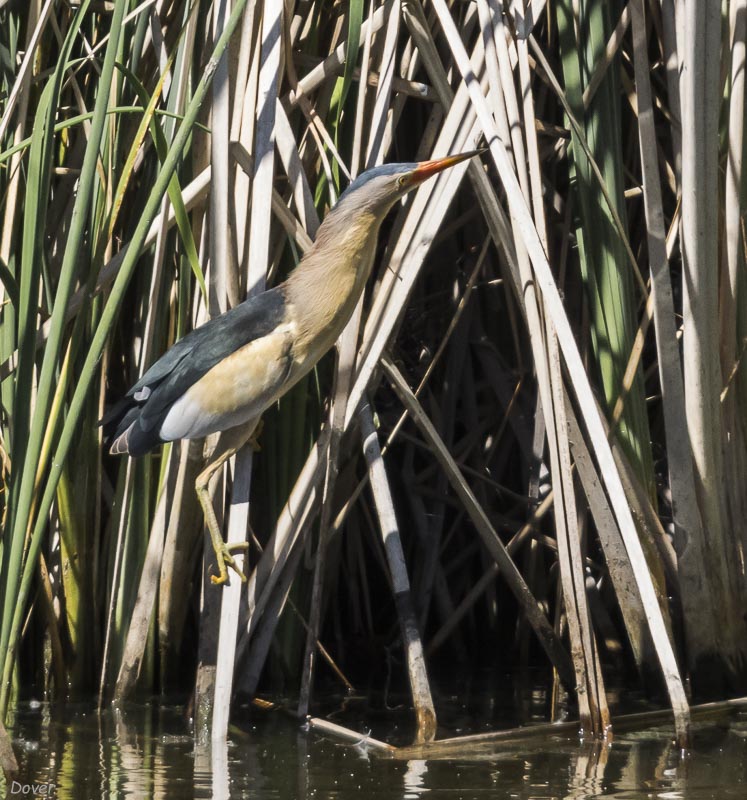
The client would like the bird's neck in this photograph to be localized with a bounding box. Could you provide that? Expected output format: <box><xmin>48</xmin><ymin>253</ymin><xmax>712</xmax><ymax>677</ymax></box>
<box><xmin>284</xmin><ymin>209</ymin><xmax>382</xmax><ymax>356</ymax></box>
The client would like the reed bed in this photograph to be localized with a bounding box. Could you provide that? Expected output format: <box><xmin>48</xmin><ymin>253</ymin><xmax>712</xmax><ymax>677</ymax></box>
<box><xmin>0</xmin><ymin>0</ymin><xmax>745</xmax><ymax>747</ymax></box>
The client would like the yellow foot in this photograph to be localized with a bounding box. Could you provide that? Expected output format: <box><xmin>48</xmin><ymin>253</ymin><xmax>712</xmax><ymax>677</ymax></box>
<box><xmin>210</xmin><ymin>541</ymin><xmax>249</xmax><ymax>586</ymax></box>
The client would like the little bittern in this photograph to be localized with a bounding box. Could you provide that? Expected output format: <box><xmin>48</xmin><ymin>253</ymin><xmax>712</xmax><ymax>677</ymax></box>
<box><xmin>105</xmin><ymin>149</ymin><xmax>483</xmax><ymax>584</ymax></box>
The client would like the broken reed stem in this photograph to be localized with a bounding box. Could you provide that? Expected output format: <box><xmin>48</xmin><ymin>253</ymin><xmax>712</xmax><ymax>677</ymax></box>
<box><xmin>381</xmin><ymin>356</ymin><xmax>575</xmax><ymax>688</ymax></box>
<box><xmin>359</xmin><ymin>399</ymin><xmax>437</xmax><ymax>744</ymax></box>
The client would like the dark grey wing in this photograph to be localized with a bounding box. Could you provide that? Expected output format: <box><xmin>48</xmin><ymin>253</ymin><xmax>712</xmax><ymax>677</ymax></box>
<box><xmin>104</xmin><ymin>286</ymin><xmax>288</xmax><ymax>455</ymax></box>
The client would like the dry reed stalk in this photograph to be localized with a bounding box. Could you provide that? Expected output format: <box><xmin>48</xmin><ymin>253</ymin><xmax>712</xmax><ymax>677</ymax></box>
<box><xmin>211</xmin><ymin>0</ymin><xmax>284</xmax><ymax>740</ymax></box>
<box><xmin>240</xmin><ymin>505</ymin><xmax>313</xmax><ymax>696</ymax></box>
<box><xmin>401</xmin><ymin>0</ymin><xmax>521</xmax><ymax>293</ymax></box>
<box><xmin>359</xmin><ymin>400</ymin><xmax>437</xmax><ymax>743</ymax></box>
<box><xmin>365</xmin><ymin>0</ymin><xmax>400</xmax><ymax>168</ymax></box>
<box><xmin>429</xmin><ymin>0</ymin><xmax>690</xmax><ymax>744</ymax></box>
<box><xmin>287</xmin><ymin>5</ymin><xmax>388</xmax><ymax>107</ymax></box>
<box><xmin>382</xmin><ymin>356</ymin><xmax>575</xmax><ymax>686</ymax></box>
<box><xmin>722</xmin><ymin>0</ymin><xmax>747</xmax><ymax>594</ymax></box>
<box><xmin>0</xmin><ymin>0</ymin><xmax>54</xmax><ymax>144</ymax></box>
<box><xmin>565</xmin><ymin>405</ymin><xmax>649</xmax><ymax>669</ymax></box>
<box><xmin>159</xmin><ymin>439</ymin><xmax>204</xmax><ymax>677</ymax></box>
<box><xmin>297</xmin><ymin>311</ymin><xmax>361</xmax><ymax>719</ymax></box>
<box><xmin>298</xmin><ymin>0</ymin><xmax>406</xmax><ymax>717</ymax></box>
<box><xmin>487</xmin><ymin>0</ymin><xmax>607</xmax><ymax>731</ymax></box>
<box><xmin>580</xmin><ymin>4</ymin><xmax>630</xmax><ymax>110</ymax></box>
<box><xmin>680</xmin><ymin>0</ymin><xmax>747</xmax><ymax>678</ymax></box>
<box><xmin>306</xmin><ymin>717</ymin><xmax>395</xmax><ymax>752</ymax></box>
<box><xmin>114</xmin><ymin>447</ymin><xmax>177</xmax><ymax>700</ymax></box>
<box><xmin>629</xmin><ymin>0</ymin><xmax>717</xmax><ymax>675</ymax></box>
<box><xmin>210</xmin><ymin>0</ymin><xmax>233</xmax><ymax>314</ymax></box>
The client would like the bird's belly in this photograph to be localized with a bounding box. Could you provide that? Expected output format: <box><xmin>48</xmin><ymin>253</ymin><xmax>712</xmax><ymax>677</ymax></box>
<box><xmin>158</xmin><ymin>328</ymin><xmax>293</xmax><ymax>440</ymax></box>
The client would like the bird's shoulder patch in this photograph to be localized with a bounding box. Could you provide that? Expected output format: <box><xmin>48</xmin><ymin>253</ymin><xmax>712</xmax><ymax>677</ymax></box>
<box><xmin>158</xmin><ymin>323</ymin><xmax>296</xmax><ymax>441</ymax></box>
<box><xmin>137</xmin><ymin>287</ymin><xmax>288</xmax><ymax>426</ymax></box>
<box><xmin>104</xmin><ymin>287</ymin><xmax>289</xmax><ymax>454</ymax></box>
<box><xmin>132</xmin><ymin>287</ymin><xmax>287</xmax><ymax>397</ymax></box>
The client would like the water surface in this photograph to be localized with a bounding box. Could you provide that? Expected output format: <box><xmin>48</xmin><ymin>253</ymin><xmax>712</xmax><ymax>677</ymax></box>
<box><xmin>4</xmin><ymin>692</ymin><xmax>747</xmax><ymax>799</ymax></box>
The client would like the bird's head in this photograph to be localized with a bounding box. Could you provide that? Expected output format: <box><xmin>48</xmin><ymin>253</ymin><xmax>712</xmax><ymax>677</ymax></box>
<box><xmin>332</xmin><ymin>149</ymin><xmax>485</xmax><ymax>220</ymax></box>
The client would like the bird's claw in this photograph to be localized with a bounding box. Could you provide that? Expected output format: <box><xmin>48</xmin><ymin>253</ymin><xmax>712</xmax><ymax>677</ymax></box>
<box><xmin>210</xmin><ymin>541</ymin><xmax>249</xmax><ymax>586</ymax></box>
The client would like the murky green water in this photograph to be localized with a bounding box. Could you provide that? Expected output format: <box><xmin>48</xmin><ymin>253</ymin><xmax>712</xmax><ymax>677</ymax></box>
<box><xmin>3</xmin><ymin>691</ymin><xmax>747</xmax><ymax>799</ymax></box>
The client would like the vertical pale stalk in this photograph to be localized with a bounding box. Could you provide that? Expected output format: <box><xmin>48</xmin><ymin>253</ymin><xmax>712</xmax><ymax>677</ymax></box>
<box><xmin>0</xmin><ymin>0</ymin><xmax>53</xmax><ymax>144</ymax></box>
<box><xmin>545</xmin><ymin>328</ymin><xmax>609</xmax><ymax>734</ymax></box>
<box><xmin>197</xmin><ymin>0</ymin><xmax>233</xmax><ymax>728</ymax></box>
<box><xmin>722</xmin><ymin>0</ymin><xmax>747</xmax><ymax>557</ymax></box>
<box><xmin>364</xmin><ymin>0</ymin><xmax>400</xmax><ymax>167</ymax></box>
<box><xmin>246</xmin><ymin>0</ymin><xmax>281</xmax><ymax>291</ymax></box>
<box><xmin>159</xmin><ymin>440</ymin><xmax>204</xmax><ymax>679</ymax></box>
<box><xmin>566</xmin><ymin>402</ymin><xmax>649</xmax><ymax>668</ymax></box>
<box><xmin>113</xmin><ymin>450</ymin><xmax>175</xmax><ymax>701</ymax></box>
<box><xmin>680</xmin><ymin>0</ymin><xmax>747</xmax><ymax>673</ymax></box>
<box><xmin>485</xmin><ymin>0</ymin><xmax>530</xmax><ymax>194</ymax></box>
<box><xmin>210</xmin><ymin>0</ymin><xmax>233</xmax><ymax>313</ymax></box>
<box><xmin>297</xmin><ymin>298</ymin><xmax>361</xmax><ymax>718</ymax></box>
<box><xmin>241</xmin><ymin>538</ymin><xmax>307</xmax><ymax>696</ymax></box>
<box><xmin>630</xmin><ymin>0</ymin><xmax>718</xmax><ymax>680</ymax></box>
<box><xmin>232</xmin><ymin>0</ymin><xmax>261</xmax><ymax>266</ymax></box>
<box><xmin>100</xmin><ymin>460</ymin><xmax>134</xmax><ymax>699</ymax></box>
<box><xmin>275</xmin><ymin>103</ymin><xmax>318</xmax><ymax>236</ymax></box>
<box><xmin>212</xmin><ymin>0</ymin><xmax>282</xmax><ymax>742</ymax></box>
<box><xmin>660</xmin><ymin>0</ymin><xmax>683</xmax><ymax>184</ymax></box>
<box><xmin>351</xmin><ymin>0</ymin><xmax>375</xmax><ymax>175</ymax></box>
<box><xmin>680</xmin><ymin>8</ymin><xmax>721</xmax><ymax>482</ymax></box>
<box><xmin>724</xmin><ymin>0</ymin><xmax>746</xmax><ymax>369</ymax></box>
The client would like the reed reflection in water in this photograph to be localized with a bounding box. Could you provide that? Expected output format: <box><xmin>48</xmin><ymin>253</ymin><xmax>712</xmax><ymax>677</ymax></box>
<box><xmin>3</xmin><ymin>701</ymin><xmax>747</xmax><ymax>798</ymax></box>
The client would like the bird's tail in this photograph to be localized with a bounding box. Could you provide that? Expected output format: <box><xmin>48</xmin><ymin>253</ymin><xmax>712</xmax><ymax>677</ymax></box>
<box><xmin>108</xmin><ymin>423</ymin><xmax>134</xmax><ymax>455</ymax></box>
<box><xmin>99</xmin><ymin>400</ymin><xmax>141</xmax><ymax>456</ymax></box>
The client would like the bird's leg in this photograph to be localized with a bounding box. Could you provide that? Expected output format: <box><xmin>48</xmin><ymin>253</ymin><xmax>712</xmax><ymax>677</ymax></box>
<box><xmin>195</xmin><ymin>420</ymin><xmax>257</xmax><ymax>586</ymax></box>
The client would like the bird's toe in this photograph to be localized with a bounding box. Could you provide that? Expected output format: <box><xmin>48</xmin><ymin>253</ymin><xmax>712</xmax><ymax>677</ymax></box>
<box><xmin>211</xmin><ymin>542</ymin><xmax>248</xmax><ymax>585</ymax></box>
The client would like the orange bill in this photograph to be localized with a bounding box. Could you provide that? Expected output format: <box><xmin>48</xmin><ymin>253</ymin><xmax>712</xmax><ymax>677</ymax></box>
<box><xmin>411</xmin><ymin>147</ymin><xmax>487</xmax><ymax>182</ymax></box>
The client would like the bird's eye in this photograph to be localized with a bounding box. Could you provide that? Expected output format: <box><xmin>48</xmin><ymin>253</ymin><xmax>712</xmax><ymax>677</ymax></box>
<box><xmin>397</xmin><ymin>175</ymin><xmax>407</xmax><ymax>187</ymax></box>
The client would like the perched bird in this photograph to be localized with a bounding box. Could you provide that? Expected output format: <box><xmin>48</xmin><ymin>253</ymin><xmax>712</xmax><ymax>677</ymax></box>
<box><xmin>104</xmin><ymin>149</ymin><xmax>484</xmax><ymax>584</ymax></box>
